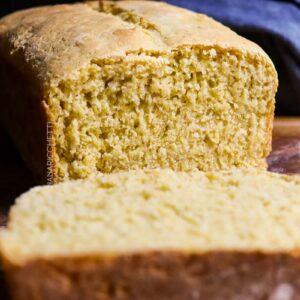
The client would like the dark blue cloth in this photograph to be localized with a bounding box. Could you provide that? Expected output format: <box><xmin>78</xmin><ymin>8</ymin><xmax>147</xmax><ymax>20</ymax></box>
<box><xmin>166</xmin><ymin>0</ymin><xmax>300</xmax><ymax>115</ymax></box>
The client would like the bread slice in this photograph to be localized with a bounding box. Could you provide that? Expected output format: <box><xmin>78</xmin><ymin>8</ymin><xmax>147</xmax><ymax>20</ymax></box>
<box><xmin>1</xmin><ymin>169</ymin><xmax>300</xmax><ymax>300</ymax></box>
<box><xmin>0</xmin><ymin>1</ymin><xmax>277</xmax><ymax>183</ymax></box>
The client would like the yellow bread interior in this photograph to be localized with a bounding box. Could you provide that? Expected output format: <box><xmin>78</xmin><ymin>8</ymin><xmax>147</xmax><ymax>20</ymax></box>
<box><xmin>1</xmin><ymin>169</ymin><xmax>300</xmax><ymax>266</ymax></box>
<box><xmin>50</xmin><ymin>47</ymin><xmax>275</xmax><ymax>181</ymax></box>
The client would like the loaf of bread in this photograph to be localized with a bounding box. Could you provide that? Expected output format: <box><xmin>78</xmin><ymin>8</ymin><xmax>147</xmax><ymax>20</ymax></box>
<box><xmin>0</xmin><ymin>1</ymin><xmax>278</xmax><ymax>183</ymax></box>
<box><xmin>1</xmin><ymin>168</ymin><xmax>300</xmax><ymax>300</ymax></box>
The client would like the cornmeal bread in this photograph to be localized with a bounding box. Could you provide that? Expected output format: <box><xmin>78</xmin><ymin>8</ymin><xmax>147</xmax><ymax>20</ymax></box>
<box><xmin>0</xmin><ymin>1</ymin><xmax>278</xmax><ymax>183</ymax></box>
<box><xmin>1</xmin><ymin>169</ymin><xmax>300</xmax><ymax>300</ymax></box>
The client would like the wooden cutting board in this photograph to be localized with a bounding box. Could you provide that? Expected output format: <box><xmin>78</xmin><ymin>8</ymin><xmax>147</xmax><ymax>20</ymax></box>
<box><xmin>0</xmin><ymin>117</ymin><xmax>299</xmax><ymax>299</ymax></box>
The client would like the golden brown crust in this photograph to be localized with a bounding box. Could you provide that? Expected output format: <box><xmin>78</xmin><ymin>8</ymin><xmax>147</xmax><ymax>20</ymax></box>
<box><xmin>0</xmin><ymin>59</ymin><xmax>50</xmax><ymax>183</ymax></box>
<box><xmin>0</xmin><ymin>1</ymin><xmax>273</xmax><ymax>87</ymax></box>
<box><xmin>4</xmin><ymin>251</ymin><xmax>300</xmax><ymax>300</ymax></box>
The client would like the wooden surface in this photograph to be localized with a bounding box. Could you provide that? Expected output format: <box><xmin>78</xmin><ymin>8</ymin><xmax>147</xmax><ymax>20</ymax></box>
<box><xmin>267</xmin><ymin>118</ymin><xmax>300</xmax><ymax>174</ymax></box>
<box><xmin>0</xmin><ymin>117</ymin><xmax>299</xmax><ymax>299</ymax></box>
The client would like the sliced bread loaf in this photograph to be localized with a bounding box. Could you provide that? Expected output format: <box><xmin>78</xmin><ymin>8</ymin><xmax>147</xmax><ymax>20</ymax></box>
<box><xmin>1</xmin><ymin>169</ymin><xmax>300</xmax><ymax>300</ymax></box>
<box><xmin>0</xmin><ymin>1</ymin><xmax>277</xmax><ymax>183</ymax></box>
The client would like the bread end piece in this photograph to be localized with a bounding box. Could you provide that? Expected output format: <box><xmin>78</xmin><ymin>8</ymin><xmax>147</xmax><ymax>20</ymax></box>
<box><xmin>0</xmin><ymin>1</ymin><xmax>278</xmax><ymax>183</ymax></box>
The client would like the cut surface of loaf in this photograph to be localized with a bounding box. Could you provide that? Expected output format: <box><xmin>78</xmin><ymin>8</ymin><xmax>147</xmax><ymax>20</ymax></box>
<box><xmin>1</xmin><ymin>169</ymin><xmax>300</xmax><ymax>299</ymax></box>
<box><xmin>0</xmin><ymin>1</ymin><xmax>277</xmax><ymax>183</ymax></box>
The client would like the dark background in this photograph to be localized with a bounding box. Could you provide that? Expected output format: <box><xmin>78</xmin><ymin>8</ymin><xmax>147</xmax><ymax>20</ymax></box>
<box><xmin>0</xmin><ymin>0</ymin><xmax>76</xmax><ymax>15</ymax></box>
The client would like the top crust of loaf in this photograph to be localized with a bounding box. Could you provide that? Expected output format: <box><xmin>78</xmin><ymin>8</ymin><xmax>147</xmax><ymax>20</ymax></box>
<box><xmin>0</xmin><ymin>1</ymin><xmax>273</xmax><ymax>88</ymax></box>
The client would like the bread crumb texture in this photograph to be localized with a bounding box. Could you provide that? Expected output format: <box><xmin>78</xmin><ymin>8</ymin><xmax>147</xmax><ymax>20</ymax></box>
<box><xmin>0</xmin><ymin>1</ymin><xmax>277</xmax><ymax>182</ymax></box>
<box><xmin>51</xmin><ymin>48</ymin><xmax>275</xmax><ymax>181</ymax></box>
<box><xmin>1</xmin><ymin>169</ymin><xmax>300</xmax><ymax>266</ymax></box>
